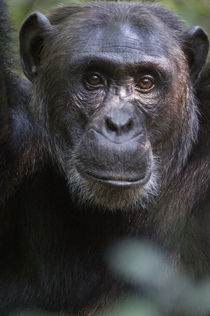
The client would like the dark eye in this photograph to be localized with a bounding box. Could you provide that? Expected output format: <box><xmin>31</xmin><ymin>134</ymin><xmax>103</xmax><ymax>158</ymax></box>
<box><xmin>85</xmin><ymin>73</ymin><xmax>104</xmax><ymax>87</ymax></box>
<box><xmin>137</xmin><ymin>76</ymin><xmax>154</xmax><ymax>91</ymax></box>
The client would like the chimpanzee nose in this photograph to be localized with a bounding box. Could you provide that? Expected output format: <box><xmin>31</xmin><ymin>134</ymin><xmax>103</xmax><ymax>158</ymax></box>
<box><xmin>105</xmin><ymin>110</ymin><xmax>134</xmax><ymax>136</ymax></box>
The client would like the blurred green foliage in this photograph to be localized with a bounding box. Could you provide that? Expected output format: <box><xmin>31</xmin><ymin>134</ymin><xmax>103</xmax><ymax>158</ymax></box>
<box><xmin>104</xmin><ymin>239</ymin><xmax>210</xmax><ymax>316</ymax></box>
<box><xmin>6</xmin><ymin>0</ymin><xmax>210</xmax><ymax>35</ymax></box>
<box><xmin>9</xmin><ymin>240</ymin><xmax>210</xmax><ymax>315</ymax></box>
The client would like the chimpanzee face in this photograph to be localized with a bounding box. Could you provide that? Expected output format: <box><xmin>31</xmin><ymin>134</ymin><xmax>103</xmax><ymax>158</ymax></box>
<box><xmin>20</xmin><ymin>4</ymin><xmax>209</xmax><ymax>211</ymax></box>
<box><xmin>43</xmin><ymin>22</ymin><xmax>173</xmax><ymax>210</ymax></box>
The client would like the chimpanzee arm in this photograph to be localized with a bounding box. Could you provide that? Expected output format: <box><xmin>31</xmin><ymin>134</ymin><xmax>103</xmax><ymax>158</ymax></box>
<box><xmin>0</xmin><ymin>0</ymin><xmax>33</xmax><ymax>201</ymax></box>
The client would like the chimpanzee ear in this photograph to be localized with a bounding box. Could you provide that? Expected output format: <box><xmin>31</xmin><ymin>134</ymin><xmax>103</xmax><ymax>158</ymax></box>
<box><xmin>184</xmin><ymin>26</ymin><xmax>209</xmax><ymax>83</ymax></box>
<box><xmin>19</xmin><ymin>12</ymin><xmax>53</xmax><ymax>81</ymax></box>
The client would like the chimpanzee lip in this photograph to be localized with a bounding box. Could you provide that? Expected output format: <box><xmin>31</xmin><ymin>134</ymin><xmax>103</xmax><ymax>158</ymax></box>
<box><xmin>83</xmin><ymin>171</ymin><xmax>151</xmax><ymax>189</ymax></box>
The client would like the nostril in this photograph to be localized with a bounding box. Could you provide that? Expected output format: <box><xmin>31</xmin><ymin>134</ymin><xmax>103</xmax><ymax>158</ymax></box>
<box><xmin>105</xmin><ymin>116</ymin><xmax>134</xmax><ymax>135</ymax></box>
<box><xmin>106</xmin><ymin>117</ymin><xmax>119</xmax><ymax>132</ymax></box>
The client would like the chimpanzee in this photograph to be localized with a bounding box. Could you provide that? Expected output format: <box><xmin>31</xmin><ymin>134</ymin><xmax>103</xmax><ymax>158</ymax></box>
<box><xmin>0</xmin><ymin>1</ymin><xmax>209</xmax><ymax>314</ymax></box>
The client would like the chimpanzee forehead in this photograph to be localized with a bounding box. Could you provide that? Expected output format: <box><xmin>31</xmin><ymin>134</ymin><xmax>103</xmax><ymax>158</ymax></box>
<box><xmin>67</xmin><ymin>21</ymin><xmax>173</xmax><ymax>64</ymax></box>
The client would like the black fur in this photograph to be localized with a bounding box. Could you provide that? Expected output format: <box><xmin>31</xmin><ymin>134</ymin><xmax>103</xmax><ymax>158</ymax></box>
<box><xmin>0</xmin><ymin>0</ymin><xmax>31</xmax><ymax>201</ymax></box>
<box><xmin>0</xmin><ymin>2</ymin><xmax>209</xmax><ymax>315</ymax></box>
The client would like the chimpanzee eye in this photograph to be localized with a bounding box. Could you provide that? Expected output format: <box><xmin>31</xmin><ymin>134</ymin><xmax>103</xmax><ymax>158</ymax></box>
<box><xmin>137</xmin><ymin>76</ymin><xmax>154</xmax><ymax>91</ymax></box>
<box><xmin>85</xmin><ymin>73</ymin><xmax>104</xmax><ymax>87</ymax></box>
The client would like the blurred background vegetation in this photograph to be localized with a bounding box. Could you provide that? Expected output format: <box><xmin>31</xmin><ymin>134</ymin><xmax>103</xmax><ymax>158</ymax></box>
<box><xmin>6</xmin><ymin>0</ymin><xmax>210</xmax><ymax>34</ymax></box>
<box><xmin>6</xmin><ymin>0</ymin><xmax>210</xmax><ymax>67</ymax></box>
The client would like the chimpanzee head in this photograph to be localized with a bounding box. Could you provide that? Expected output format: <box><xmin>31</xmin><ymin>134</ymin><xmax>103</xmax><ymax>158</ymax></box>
<box><xmin>19</xmin><ymin>3</ymin><xmax>209</xmax><ymax>211</ymax></box>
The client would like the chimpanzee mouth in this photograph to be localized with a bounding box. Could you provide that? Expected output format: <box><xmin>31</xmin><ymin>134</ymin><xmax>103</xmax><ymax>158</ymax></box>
<box><xmin>83</xmin><ymin>171</ymin><xmax>151</xmax><ymax>189</ymax></box>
